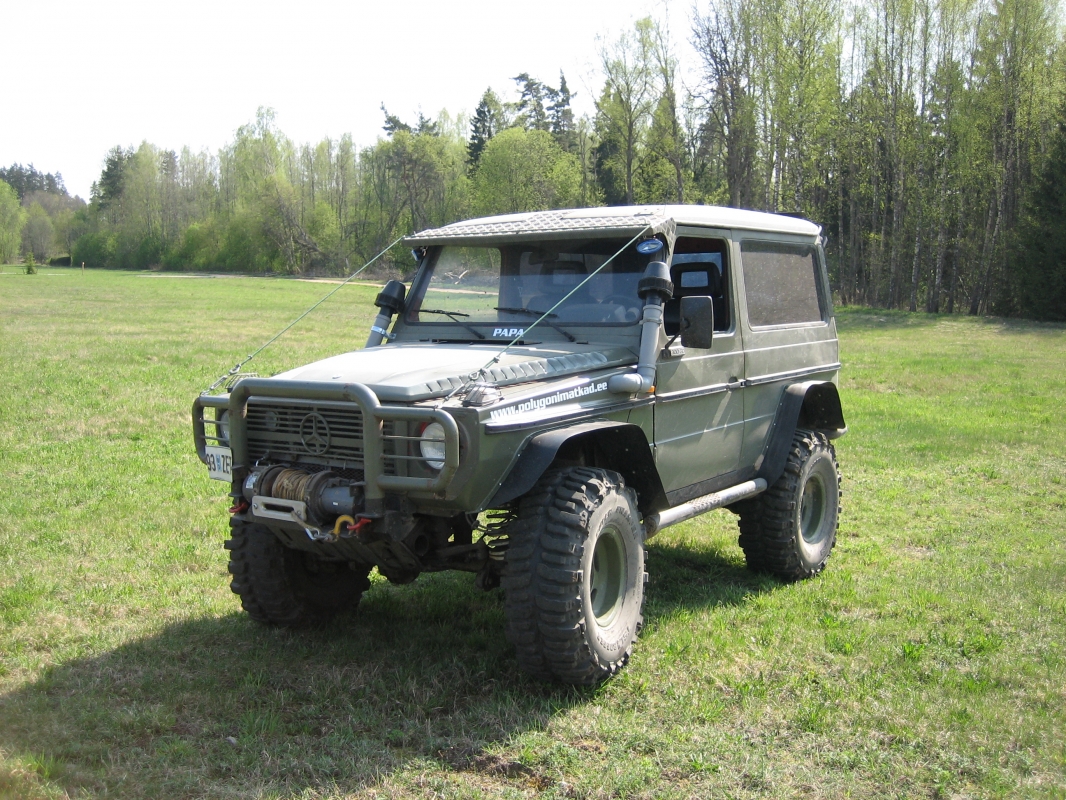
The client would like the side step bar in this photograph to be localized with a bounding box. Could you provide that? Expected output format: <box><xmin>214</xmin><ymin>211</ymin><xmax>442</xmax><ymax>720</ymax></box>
<box><xmin>643</xmin><ymin>478</ymin><xmax>767</xmax><ymax>538</ymax></box>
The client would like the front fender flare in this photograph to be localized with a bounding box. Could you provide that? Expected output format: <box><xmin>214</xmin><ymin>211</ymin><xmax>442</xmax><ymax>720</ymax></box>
<box><xmin>488</xmin><ymin>421</ymin><xmax>667</xmax><ymax>513</ymax></box>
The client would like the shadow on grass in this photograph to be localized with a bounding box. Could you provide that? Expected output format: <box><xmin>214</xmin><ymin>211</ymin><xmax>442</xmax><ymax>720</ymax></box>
<box><xmin>977</xmin><ymin>315</ymin><xmax>1066</xmax><ymax>335</ymax></box>
<box><xmin>836</xmin><ymin>306</ymin><xmax>1066</xmax><ymax>336</ymax></box>
<box><xmin>644</xmin><ymin>537</ymin><xmax>779</xmax><ymax>617</ymax></box>
<box><xmin>0</xmin><ymin>541</ymin><xmax>772</xmax><ymax>797</ymax></box>
<box><xmin>835</xmin><ymin>308</ymin><xmax>943</xmax><ymax>331</ymax></box>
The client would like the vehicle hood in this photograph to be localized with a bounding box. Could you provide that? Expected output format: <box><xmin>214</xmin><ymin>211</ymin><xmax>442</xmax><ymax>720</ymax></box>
<box><xmin>273</xmin><ymin>342</ymin><xmax>637</xmax><ymax>402</ymax></box>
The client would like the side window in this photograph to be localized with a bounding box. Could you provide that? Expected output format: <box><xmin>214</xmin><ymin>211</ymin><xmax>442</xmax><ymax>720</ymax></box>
<box><xmin>740</xmin><ymin>240</ymin><xmax>824</xmax><ymax>327</ymax></box>
<box><xmin>666</xmin><ymin>236</ymin><xmax>731</xmax><ymax>336</ymax></box>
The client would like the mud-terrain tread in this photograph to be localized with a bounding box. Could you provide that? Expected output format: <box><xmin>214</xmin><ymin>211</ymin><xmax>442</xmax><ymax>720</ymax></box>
<box><xmin>736</xmin><ymin>430</ymin><xmax>841</xmax><ymax>580</ymax></box>
<box><xmin>225</xmin><ymin>519</ymin><xmax>371</xmax><ymax>628</ymax></box>
<box><xmin>502</xmin><ymin>467</ymin><xmax>645</xmax><ymax>685</ymax></box>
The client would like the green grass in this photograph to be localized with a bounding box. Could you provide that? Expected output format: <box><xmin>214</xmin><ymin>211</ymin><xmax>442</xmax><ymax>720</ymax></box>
<box><xmin>1</xmin><ymin>269</ymin><xmax>1064</xmax><ymax>798</ymax></box>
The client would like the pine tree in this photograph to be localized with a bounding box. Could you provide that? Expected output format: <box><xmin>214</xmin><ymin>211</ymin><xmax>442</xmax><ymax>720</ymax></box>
<box><xmin>468</xmin><ymin>89</ymin><xmax>507</xmax><ymax>165</ymax></box>
<box><xmin>513</xmin><ymin>73</ymin><xmax>550</xmax><ymax>131</ymax></box>
<box><xmin>91</xmin><ymin>147</ymin><xmax>132</xmax><ymax>211</ymax></box>
<box><xmin>0</xmin><ymin>163</ymin><xmax>67</xmax><ymax>200</ymax></box>
<box><xmin>382</xmin><ymin>106</ymin><xmax>439</xmax><ymax>138</ymax></box>
<box><xmin>381</xmin><ymin>105</ymin><xmax>412</xmax><ymax>135</ymax></box>
<box><xmin>548</xmin><ymin>72</ymin><xmax>577</xmax><ymax>152</ymax></box>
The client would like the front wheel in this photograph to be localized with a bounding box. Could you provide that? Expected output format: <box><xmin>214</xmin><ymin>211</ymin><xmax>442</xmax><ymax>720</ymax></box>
<box><xmin>225</xmin><ymin>520</ymin><xmax>372</xmax><ymax>628</ymax></box>
<box><xmin>502</xmin><ymin>468</ymin><xmax>646</xmax><ymax>684</ymax></box>
<box><xmin>736</xmin><ymin>430</ymin><xmax>841</xmax><ymax>580</ymax></box>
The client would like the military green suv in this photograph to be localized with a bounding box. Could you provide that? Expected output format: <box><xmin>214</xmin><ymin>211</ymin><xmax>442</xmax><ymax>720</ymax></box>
<box><xmin>193</xmin><ymin>205</ymin><xmax>846</xmax><ymax>684</ymax></box>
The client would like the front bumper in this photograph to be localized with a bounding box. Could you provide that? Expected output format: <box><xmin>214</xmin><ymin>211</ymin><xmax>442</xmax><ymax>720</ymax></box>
<box><xmin>193</xmin><ymin>378</ymin><xmax>460</xmax><ymax>516</ymax></box>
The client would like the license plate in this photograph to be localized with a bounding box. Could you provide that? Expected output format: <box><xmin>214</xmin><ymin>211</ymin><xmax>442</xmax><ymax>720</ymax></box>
<box><xmin>206</xmin><ymin>446</ymin><xmax>232</xmax><ymax>481</ymax></box>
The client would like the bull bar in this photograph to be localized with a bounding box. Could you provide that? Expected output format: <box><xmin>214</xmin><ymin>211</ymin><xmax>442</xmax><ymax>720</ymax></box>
<box><xmin>193</xmin><ymin>378</ymin><xmax>461</xmax><ymax>515</ymax></box>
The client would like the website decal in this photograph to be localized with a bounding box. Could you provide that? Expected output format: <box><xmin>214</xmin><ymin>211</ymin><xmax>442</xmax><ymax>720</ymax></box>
<box><xmin>488</xmin><ymin>380</ymin><xmax>609</xmax><ymax>421</ymax></box>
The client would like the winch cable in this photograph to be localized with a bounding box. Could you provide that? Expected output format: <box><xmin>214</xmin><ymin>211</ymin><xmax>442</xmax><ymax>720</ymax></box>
<box><xmin>435</xmin><ymin>225</ymin><xmax>653</xmax><ymax>408</ymax></box>
<box><xmin>271</xmin><ymin>468</ymin><xmax>314</xmax><ymax>502</ymax></box>
<box><xmin>201</xmin><ymin>236</ymin><xmax>405</xmax><ymax>395</ymax></box>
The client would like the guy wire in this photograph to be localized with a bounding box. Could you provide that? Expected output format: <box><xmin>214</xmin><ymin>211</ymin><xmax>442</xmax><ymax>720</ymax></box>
<box><xmin>202</xmin><ymin>236</ymin><xmax>404</xmax><ymax>394</ymax></box>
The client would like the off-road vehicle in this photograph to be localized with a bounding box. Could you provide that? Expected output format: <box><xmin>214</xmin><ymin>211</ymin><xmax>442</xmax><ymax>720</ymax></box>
<box><xmin>193</xmin><ymin>205</ymin><xmax>846</xmax><ymax>684</ymax></box>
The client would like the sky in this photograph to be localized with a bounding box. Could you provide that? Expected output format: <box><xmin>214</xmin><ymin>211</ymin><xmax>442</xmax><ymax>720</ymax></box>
<box><xmin>2</xmin><ymin>0</ymin><xmax>692</xmax><ymax>201</ymax></box>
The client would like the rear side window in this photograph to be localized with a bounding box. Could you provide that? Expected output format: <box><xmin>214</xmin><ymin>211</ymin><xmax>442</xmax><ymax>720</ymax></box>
<box><xmin>741</xmin><ymin>240</ymin><xmax>824</xmax><ymax>327</ymax></box>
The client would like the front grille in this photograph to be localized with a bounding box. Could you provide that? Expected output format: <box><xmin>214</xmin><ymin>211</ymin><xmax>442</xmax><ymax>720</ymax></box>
<box><xmin>245</xmin><ymin>399</ymin><xmax>397</xmax><ymax>474</ymax></box>
<box><xmin>291</xmin><ymin>463</ymin><xmax>366</xmax><ymax>483</ymax></box>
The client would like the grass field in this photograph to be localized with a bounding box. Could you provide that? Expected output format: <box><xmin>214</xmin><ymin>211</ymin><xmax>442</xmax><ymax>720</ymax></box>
<box><xmin>1</xmin><ymin>267</ymin><xmax>1064</xmax><ymax>799</ymax></box>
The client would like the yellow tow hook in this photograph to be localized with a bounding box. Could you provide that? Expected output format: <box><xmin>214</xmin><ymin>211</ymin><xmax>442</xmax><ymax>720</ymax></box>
<box><xmin>332</xmin><ymin>515</ymin><xmax>357</xmax><ymax>537</ymax></box>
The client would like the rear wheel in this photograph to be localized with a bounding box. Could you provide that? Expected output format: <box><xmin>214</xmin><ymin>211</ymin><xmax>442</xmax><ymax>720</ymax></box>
<box><xmin>502</xmin><ymin>468</ymin><xmax>646</xmax><ymax>684</ymax></box>
<box><xmin>736</xmin><ymin>430</ymin><xmax>840</xmax><ymax>580</ymax></box>
<box><xmin>225</xmin><ymin>520</ymin><xmax>371</xmax><ymax>628</ymax></box>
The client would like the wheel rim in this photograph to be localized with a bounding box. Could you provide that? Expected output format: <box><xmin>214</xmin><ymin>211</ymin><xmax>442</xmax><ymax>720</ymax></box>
<box><xmin>589</xmin><ymin>526</ymin><xmax>627</xmax><ymax>626</ymax></box>
<box><xmin>800</xmin><ymin>473</ymin><xmax>828</xmax><ymax>545</ymax></box>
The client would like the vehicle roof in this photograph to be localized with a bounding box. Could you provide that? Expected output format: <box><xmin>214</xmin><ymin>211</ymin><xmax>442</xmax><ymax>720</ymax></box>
<box><xmin>665</xmin><ymin>205</ymin><xmax>821</xmax><ymax>235</ymax></box>
<box><xmin>405</xmin><ymin>205</ymin><xmax>821</xmax><ymax>246</ymax></box>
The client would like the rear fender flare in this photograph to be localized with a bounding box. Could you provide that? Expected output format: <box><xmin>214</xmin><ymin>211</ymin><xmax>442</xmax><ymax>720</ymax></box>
<box><xmin>758</xmin><ymin>381</ymin><xmax>846</xmax><ymax>486</ymax></box>
<box><xmin>488</xmin><ymin>421</ymin><xmax>667</xmax><ymax>513</ymax></box>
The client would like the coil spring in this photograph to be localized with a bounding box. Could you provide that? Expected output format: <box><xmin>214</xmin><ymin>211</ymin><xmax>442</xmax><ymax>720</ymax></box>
<box><xmin>480</xmin><ymin>509</ymin><xmax>515</xmax><ymax>561</ymax></box>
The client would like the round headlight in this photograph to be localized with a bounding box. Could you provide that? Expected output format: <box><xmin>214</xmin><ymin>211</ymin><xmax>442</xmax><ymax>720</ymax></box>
<box><xmin>419</xmin><ymin>422</ymin><xmax>446</xmax><ymax>470</ymax></box>
<box><xmin>217</xmin><ymin>410</ymin><xmax>231</xmax><ymax>445</ymax></box>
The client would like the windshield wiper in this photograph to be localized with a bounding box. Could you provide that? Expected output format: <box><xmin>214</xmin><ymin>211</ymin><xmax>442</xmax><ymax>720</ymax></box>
<box><xmin>494</xmin><ymin>306</ymin><xmax>576</xmax><ymax>342</ymax></box>
<box><xmin>419</xmin><ymin>309</ymin><xmax>485</xmax><ymax>339</ymax></box>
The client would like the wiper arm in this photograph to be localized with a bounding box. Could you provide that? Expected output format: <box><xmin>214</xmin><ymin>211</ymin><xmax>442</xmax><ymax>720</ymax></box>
<box><xmin>494</xmin><ymin>306</ymin><xmax>576</xmax><ymax>342</ymax></box>
<box><xmin>495</xmin><ymin>306</ymin><xmax>557</xmax><ymax>318</ymax></box>
<box><xmin>419</xmin><ymin>308</ymin><xmax>485</xmax><ymax>339</ymax></box>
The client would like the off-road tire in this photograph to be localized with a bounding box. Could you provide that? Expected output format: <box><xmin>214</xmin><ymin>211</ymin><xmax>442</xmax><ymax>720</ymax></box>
<box><xmin>225</xmin><ymin>520</ymin><xmax>372</xmax><ymax>627</ymax></box>
<box><xmin>502</xmin><ymin>467</ymin><xmax>646</xmax><ymax>684</ymax></box>
<box><xmin>736</xmin><ymin>430</ymin><xmax>840</xmax><ymax>580</ymax></box>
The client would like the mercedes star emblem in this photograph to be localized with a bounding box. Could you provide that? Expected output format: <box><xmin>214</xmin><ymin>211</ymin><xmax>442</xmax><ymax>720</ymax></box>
<box><xmin>298</xmin><ymin>412</ymin><xmax>331</xmax><ymax>455</ymax></box>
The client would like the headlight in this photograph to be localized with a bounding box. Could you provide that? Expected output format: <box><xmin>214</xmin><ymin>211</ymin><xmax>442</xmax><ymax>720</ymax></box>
<box><xmin>419</xmin><ymin>422</ymin><xmax>446</xmax><ymax>470</ymax></box>
<box><xmin>217</xmin><ymin>410</ymin><xmax>230</xmax><ymax>445</ymax></box>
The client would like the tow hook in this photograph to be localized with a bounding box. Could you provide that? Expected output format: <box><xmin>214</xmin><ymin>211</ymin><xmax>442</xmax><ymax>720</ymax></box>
<box><xmin>229</xmin><ymin>499</ymin><xmax>249</xmax><ymax>514</ymax></box>
<box><xmin>331</xmin><ymin>515</ymin><xmax>374</xmax><ymax>538</ymax></box>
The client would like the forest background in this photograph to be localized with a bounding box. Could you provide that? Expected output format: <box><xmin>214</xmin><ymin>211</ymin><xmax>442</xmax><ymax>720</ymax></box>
<box><xmin>3</xmin><ymin>0</ymin><xmax>1066</xmax><ymax>321</ymax></box>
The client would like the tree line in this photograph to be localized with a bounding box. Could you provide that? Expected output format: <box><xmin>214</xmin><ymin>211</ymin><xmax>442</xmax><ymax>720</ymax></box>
<box><xmin>2</xmin><ymin>0</ymin><xmax>1064</xmax><ymax>319</ymax></box>
<box><xmin>0</xmin><ymin>164</ymin><xmax>85</xmax><ymax>267</ymax></box>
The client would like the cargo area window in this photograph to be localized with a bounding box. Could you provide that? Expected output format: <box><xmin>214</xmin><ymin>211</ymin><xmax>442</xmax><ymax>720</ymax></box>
<box><xmin>741</xmin><ymin>240</ymin><xmax>825</xmax><ymax>326</ymax></box>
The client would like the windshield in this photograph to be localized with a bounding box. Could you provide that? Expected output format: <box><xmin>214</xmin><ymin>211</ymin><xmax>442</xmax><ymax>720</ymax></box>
<box><xmin>405</xmin><ymin>238</ymin><xmax>650</xmax><ymax>333</ymax></box>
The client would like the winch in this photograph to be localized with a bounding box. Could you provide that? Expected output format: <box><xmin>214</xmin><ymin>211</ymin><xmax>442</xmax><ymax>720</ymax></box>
<box><xmin>242</xmin><ymin>466</ymin><xmax>363</xmax><ymax>534</ymax></box>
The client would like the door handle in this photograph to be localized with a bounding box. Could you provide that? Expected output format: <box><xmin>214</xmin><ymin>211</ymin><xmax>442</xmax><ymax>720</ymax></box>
<box><xmin>726</xmin><ymin>377</ymin><xmax>745</xmax><ymax>390</ymax></box>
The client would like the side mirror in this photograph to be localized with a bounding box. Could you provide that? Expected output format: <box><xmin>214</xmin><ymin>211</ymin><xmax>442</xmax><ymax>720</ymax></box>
<box><xmin>679</xmin><ymin>296</ymin><xmax>714</xmax><ymax>349</ymax></box>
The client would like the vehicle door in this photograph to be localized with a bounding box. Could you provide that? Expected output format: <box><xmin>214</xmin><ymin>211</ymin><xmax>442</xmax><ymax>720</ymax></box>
<box><xmin>652</xmin><ymin>230</ymin><xmax>746</xmax><ymax>501</ymax></box>
<box><xmin>732</xmin><ymin>234</ymin><xmax>840</xmax><ymax>470</ymax></box>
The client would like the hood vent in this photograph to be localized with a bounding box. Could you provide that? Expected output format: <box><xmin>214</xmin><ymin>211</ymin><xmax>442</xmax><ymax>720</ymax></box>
<box><xmin>422</xmin><ymin>351</ymin><xmax>610</xmax><ymax>395</ymax></box>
